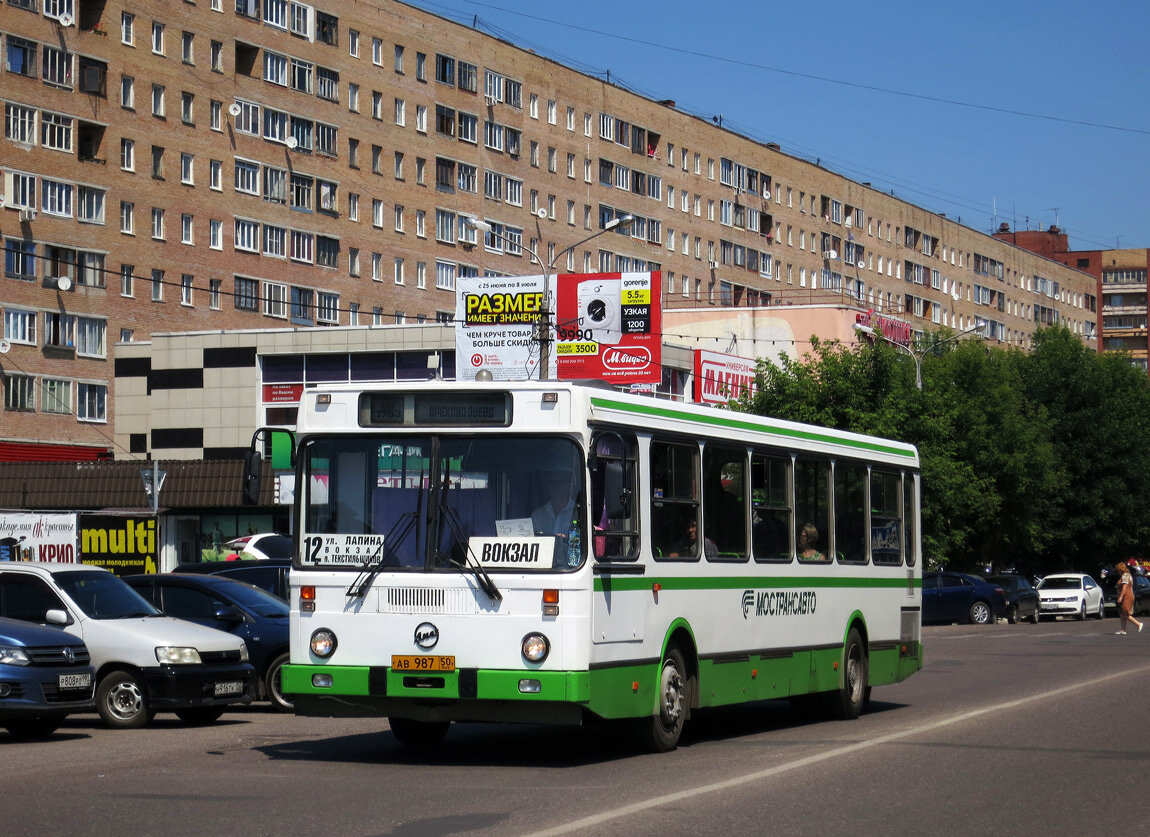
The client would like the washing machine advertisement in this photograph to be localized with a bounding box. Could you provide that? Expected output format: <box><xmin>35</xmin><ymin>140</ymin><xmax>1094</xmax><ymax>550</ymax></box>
<box><xmin>554</xmin><ymin>271</ymin><xmax>662</xmax><ymax>384</ymax></box>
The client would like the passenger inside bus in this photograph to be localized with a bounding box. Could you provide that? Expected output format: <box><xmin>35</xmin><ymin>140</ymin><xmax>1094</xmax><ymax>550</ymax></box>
<box><xmin>798</xmin><ymin>522</ymin><xmax>826</xmax><ymax>562</ymax></box>
<box><xmin>669</xmin><ymin>519</ymin><xmax>717</xmax><ymax>559</ymax></box>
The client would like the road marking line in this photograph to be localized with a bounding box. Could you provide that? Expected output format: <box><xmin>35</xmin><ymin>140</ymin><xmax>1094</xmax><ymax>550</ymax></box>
<box><xmin>528</xmin><ymin>663</ymin><xmax>1150</xmax><ymax>836</ymax></box>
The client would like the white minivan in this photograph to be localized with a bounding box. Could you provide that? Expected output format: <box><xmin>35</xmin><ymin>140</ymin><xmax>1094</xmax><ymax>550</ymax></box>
<box><xmin>0</xmin><ymin>562</ymin><xmax>255</xmax><ymax>728</ymax></box>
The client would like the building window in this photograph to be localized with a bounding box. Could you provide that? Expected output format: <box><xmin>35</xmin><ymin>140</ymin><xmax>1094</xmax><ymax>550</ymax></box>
<box><xmin>77</xmin><ymin>383</ymin><xmax>107</xmax><ymax>422</ymax></box>
<box><xmin>234</xmin><ymin>277</ymin><xmax>259</xmax><ymax>311</ymax></box>
<box><xmin>4</xmin><ymin>374</ymin><xmax>35</xmax><ymax>413</ymax></box>
<box><xmin>42</xmin><ymin>378</ymin><xmax>71</xmax><ymax>414</ymax></box>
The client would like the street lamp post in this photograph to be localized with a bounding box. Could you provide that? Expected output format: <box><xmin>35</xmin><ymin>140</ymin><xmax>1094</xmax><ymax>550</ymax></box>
<box><xmin>856</xmin><ymin>323</ymin><xmax>984</xmax><ymax>390</ymax></box>
<box><xmin>466</xmin><ymin>213</ymin><xmax>634</xmax><ymax>380</ymax></box>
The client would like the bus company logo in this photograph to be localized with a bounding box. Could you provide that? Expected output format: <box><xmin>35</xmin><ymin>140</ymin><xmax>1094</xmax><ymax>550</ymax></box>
<box><xmin>414</xmin><ymin>622</ymin><xmax>440</xmax><ymax>649</ymax></box>
<box><xmin>602</xmin><ymin>346</ymin><xmax>651</xmax><ymax>370</ymax></box>
<box><xmin>741</xmin><ymin>589</ymin><xmax>817</xmax><ymax>618</ymax></box>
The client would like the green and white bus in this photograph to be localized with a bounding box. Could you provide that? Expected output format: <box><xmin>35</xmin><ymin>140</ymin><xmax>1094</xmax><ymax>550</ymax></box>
<box><xmin>259</xmin><ymin>380</ymin><xmax>922</xmax><ymax>751</ymax></box>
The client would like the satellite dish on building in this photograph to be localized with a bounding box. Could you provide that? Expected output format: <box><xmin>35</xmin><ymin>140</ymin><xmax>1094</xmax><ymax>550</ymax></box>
<box><xmin>0</xmin><ymin>339</ymin><xmax>10</xmax><ymax>354</ymax></box>
<box><xmin>285</xmin><ymin>137</ymin><xmax>299</xmax><ymax>149</ymax></box>
<box><xmin>58</xmin><ymin>12</ymin><xmax>74</xmax><ymax>26</ymax></box>
<box><xmin>536</xmin><ymin>208</ymin><xmax>548</xmax><ymax>219</ymax></box>
<box><xmin>57</xmin><ymin>276</ymin><xmax>73</xmax><ymax>291</ymax></box>
<box><xmin>228</xmin><ymin>102</ymin><xmax>242</xmax><ymax>117</ymax></box>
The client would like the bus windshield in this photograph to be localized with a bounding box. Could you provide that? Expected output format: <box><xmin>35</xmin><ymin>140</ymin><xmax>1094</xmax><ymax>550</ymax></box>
<box><xmin>302</xmin><ymin>434</ymin><xmax>585</xmax><ymax>571</ymax></box>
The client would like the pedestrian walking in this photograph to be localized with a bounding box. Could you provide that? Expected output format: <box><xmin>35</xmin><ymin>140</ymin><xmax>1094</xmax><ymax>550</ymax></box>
<box><xmin>1115</xmin><ymin>562</ymin><xmax>1143</xmax><ymax>635</ymax></box>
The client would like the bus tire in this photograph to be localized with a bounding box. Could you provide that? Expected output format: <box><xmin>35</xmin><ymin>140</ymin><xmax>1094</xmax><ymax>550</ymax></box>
<box><xmin>636</xmin><ymin>646</ymin><xmax>687</xmax><ymax>752</ymax></box>
<box><xmin>825</xmin><ymin>627</ymin><xmax>868</xmax><ymax>721</ymax></box>
<box><xmin>389</xmin><ymin>716</ymin><xmax>451</xmax><ymax>748</ymax></box>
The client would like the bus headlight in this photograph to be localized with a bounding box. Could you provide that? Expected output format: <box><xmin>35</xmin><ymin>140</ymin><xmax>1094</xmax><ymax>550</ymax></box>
<box><xmin>521</xmin><ymin>632</ymin><xmax>550</xmax><ymax>663</ymax></box>
<box><xmin>310</xmin><ymin>628</ymin><xmax>337</xmax><ymax>658</ymax></box>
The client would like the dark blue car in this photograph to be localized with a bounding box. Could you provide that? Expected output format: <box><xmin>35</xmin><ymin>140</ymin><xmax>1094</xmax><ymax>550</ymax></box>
<box><xmin>0</xmin><ymin>615</ymin><xmax>95</xmax><ymax>738</ymax></box>
<box><xmin>124</xmin><ymin>574</ymin><xmax>290</xmax><ymax>711</ymax></box>
<box><xmin>922</xmin><ymin>571</ymin><xmax>1008</xmax><ymax>625</ymax></box>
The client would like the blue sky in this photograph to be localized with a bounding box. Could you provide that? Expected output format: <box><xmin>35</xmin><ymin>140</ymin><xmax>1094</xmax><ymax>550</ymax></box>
<box><xmin>411</xmin><ymin>0</ymin><xmax>1149</xmax><ymax>252</ymax></box>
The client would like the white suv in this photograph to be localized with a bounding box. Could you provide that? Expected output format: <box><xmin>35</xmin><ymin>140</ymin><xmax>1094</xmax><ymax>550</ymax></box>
<box><xmin>0</xmin><ymin>562</ymin><xmax>255</xmax><ymax>728</ymax></box>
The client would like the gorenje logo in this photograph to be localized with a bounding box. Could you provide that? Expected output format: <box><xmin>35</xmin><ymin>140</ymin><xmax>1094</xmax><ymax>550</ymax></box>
<box><xmin>741</xmin><ymin>589</ymin><xmax>817</xmax><ymax>618</ymax></box>
<box><xmin>602</xmin><ymin>346</ymin><xmax>651</xmax><ymax>370</ymax></box>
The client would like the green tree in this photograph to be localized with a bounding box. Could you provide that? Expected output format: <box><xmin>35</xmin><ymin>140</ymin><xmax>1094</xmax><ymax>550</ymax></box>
<box><xmin>1016</xmin><ymin>326</ymin><xmax>1150</xmax><ymax>571</ymax></box>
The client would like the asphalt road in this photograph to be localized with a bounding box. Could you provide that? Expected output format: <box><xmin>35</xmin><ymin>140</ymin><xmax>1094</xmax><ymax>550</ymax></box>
<box><xmin>4</xmin><ymin>617</ymin><xmax>1147</xmax><ymax>836</ymax></box>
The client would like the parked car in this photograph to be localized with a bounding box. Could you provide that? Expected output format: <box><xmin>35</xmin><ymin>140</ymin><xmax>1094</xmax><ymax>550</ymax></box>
<box><xmin>174</xmin><ymin>557</ymin><xmax>290</xmax><ymax>601</ymax></box>
<box><xmin>1037</xmin><ymin>572</ymin><xmax>1105</xmax><ymax>620</ymax></box>
<box><xmin>0</xmin><ymin>616</ymin><xmax>95</xmax><ymax>739</ymax></box>
<box><xmin>922</xmin><ymin>571</ymin><xmax>1008</xmax><ymax>625</ymax></box>
<box><xmin>125</xmin><ymin>573</ymin><xmax>291</xmax><ymax>711</ymax></box>
<box><xmin>986</xmin><ymin>573</ymin><xmax>1041</xmax><ymax>624</ymax></box>
<box><xmin>224</xmin><ymin>534</ymin><xmax>292</xmax><ymax>562</ymax></box>
<box><xmin>0</xmin><ymin>563</ymin><xmax>256</xmax><ymax>728</ymax></box>
<box><xmin>1099</xmin><ymin>568</ymin><xmax>1150</xmax><ymax>616</ymax></box>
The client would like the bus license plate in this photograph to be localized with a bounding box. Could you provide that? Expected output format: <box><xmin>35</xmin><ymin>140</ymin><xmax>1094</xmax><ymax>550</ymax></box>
<box><xmin>59</xmin><ymin>673</ymin><xmax>91</xmax><ymax>689</ymax></box>
<box><xmin>214</xmin><ymin>680</ymin><xmax>245</xmax><ymax>697</ymax></box>
<box><xmin>391</xmin><ymin>655</ymin><xmax>455</xmax><ymax>672</ymax></box>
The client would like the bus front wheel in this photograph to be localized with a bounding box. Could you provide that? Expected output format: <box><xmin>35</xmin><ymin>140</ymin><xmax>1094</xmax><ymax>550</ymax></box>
<box><xmin>389</xmin><ymin>716</ymin><xmax>451</xmax><ymax>748</ymax></box>
<box><xmin>824</xmin><ymin>627</ymin><xmax>868</xmax><ymax>720</ymax></box>
<box><xmin>636</xmin><ymin>646</ymin><xmax>688</xmax><ymax>752</ymax></box>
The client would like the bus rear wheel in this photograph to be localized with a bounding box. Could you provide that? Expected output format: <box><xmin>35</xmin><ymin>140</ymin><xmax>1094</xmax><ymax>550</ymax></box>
<box><xmin>388</xmin><ymin>717</ymin><xmax>451</xmax><ymax>748</ymax></box>
<box><xmin>824</xmin><ymin>627</ymin><xmax>868</xmax><ymax>720</ymax></box>
<box><xmin>635</xmin><ymin>646</ymin><xmax>687</xmax><ymax>752</ymax></box>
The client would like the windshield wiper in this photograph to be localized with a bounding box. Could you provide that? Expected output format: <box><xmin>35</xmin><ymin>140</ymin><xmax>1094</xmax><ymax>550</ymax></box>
<box><xmin>436</xmin><ymin>465</ymin><xmax>501</xmax><ymax>602</ymax></box>
<box><xmin>346</xmin><ymin>477</ymin><xmax>423</xmax><ymax>598</ymax></box>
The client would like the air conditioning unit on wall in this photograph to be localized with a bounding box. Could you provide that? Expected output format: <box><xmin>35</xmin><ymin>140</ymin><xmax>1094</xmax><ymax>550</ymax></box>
<box><xmin>19</xmin><ymin>208</ymin><xmax>36</xmax><ymax>222</ymax></box>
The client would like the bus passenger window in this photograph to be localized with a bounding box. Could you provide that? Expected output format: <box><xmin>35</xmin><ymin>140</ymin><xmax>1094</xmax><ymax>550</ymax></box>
<box><xmin>871</xmin><ymin>470</ymin><xmax>903</xmax><ymax>565</ymax></box>
<box><xmin>835</xmin><ymin>461</ymin><xmax>868</xmax><ymax>564</ymax></box>
<box><xmin>703</xmin><ymin>445</ymin><xmax>747</xmax><ymax>561</ymax></box>
<box><xmin>904</xmin><ymin>473</ymin><xmax>918</xmax><ymax>566</ymax></box>
<box><xmin>589</xmin><ymin>432</ymin><xmax>638</xmax><ymax>560</ymax></box>
<box><xmin>650</xmin><ymin>440</ymin><xmax>700</xmax><ymax>561</ymax></box>
<box><xmin>794</xmin><ymin>457</ymin><xmax>830</xmax><ymax>564</ymax></box>
<box><xmin>752</xmin><ymin>453</ymin><xmax>792</xmax><ymax>562</ymax></box>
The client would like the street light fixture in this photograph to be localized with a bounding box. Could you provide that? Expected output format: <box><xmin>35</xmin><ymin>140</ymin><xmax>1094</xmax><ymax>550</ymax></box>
<box><xmin>856</xmin><ymin>322</ymin><xmax>984</xmax><ymax>390</ymax></box>
<box><xmin>464</xmin><ymin>213</ymin><xmax>634</xmax><ymax>380</ymax></box>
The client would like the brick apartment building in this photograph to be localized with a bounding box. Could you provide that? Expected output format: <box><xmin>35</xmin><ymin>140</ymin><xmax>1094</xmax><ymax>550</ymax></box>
<box><xmin>994</xmin><ymin>224</ymin><xmax>1149</xmax><ymax>370</ymax></box>
<box><xmin>2</xmin><ymin>0</ymin><xmax>1098</xmax><ymax>462</ymax></box>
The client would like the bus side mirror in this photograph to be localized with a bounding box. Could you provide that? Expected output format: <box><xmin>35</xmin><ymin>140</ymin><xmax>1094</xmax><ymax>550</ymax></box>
<box><xmin>604</xmin><ymin>461</ymin><xmax>630</xmax><ymax>518</ymax></box>
<box><xmin>242</xmin><ymin>448</ymin><xmax>263</xmax><ymax>506</ymax></box>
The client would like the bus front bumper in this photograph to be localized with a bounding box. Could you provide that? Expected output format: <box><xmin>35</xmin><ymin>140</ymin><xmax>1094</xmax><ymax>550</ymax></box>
<box><xmin>283</xmin><ymin>663</ymin><xmax>591</xmax><ymax>723</ymax></box>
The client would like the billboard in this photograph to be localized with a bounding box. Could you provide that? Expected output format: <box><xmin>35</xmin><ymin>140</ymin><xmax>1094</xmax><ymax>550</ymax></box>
<box><xmin>456</xmin><ymin>274</ymin><xmax>548</xmax><ymax>381</ymax></box>
<box><xmin>0</xmin><ymin>513</ymin><xmax>78</xmax><ymax>563</ymax></box>
<box><xmin>694</xmin><ymin>349</ymin><xmax>758</xmax><ymax>405</ymax></box>
<box><xmin>554</xmin><ymin>271</ymin><xmax>662</xmax><ymax>384</ymax></box>
<box><xmin>80</xmin><ymin>515</ymin><xmax>157</xmax><ymax>575</ymax></box>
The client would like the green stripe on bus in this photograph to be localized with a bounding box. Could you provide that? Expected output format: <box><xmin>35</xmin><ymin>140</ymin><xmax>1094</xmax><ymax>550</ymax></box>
<box><xmin>593</xmin><ymin>575</ymin><xmax>921</xmax><ymax>593</ymax></box>
<box><xmin>589</xmin><ymin>396</ymin><xmax>916</xmax><ymax>459</ymax></box>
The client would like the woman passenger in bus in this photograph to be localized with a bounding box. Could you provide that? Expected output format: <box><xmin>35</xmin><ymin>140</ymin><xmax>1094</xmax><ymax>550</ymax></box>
<box><xmin>798</xmin><ymin>522</ymin><xmax>825</xmax><ymax>562</ymax></box>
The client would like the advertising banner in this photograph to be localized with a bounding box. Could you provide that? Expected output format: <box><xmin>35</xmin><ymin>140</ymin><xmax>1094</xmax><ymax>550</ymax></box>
<box><xmin>554</xmin><ymin>271</ymin><xmax>662</xmax><ymax>384</ymax></box>
<box><xmin>0</xmin><ymin>513</ymin><xmax>78</xmax><ymax>563</ymax></box>
<box><xmin>80</xmin><ymin>515</ymin><xmax>158</xmax><ymax>575</ymax></box>
<box><xmin>456</xmin><ymin>274</ymin><xmax>549</xmax><ymax>381</ymax></box>
<box><xmin>694</xmin><ymin>349</ymin><xmax>758</xmax><ymax>405</ymax></box>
